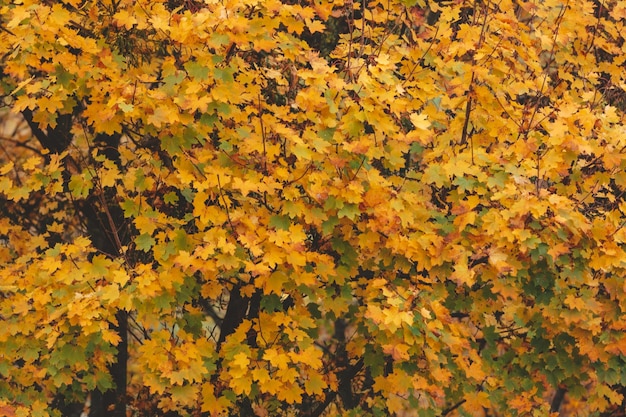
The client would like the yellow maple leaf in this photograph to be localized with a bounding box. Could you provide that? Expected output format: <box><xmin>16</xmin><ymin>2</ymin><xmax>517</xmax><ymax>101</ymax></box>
<box><xmin>7</xmin><ymin>6</ymin><xmax>31</xmax><ymax>29</ymax></box>
<box><xmin>100</xmin><ymin>283</ymin><xmax>120</xmax><ymax>303</ymax></box>
<box><xmin>0</xmin><ymin>161</ymin><xmax>14</xmax><ymax>175</ymax></box>
<box><xmin>276</xmin><ymin>382</ymin><xmax>303</xmax><ymax>404</ymax></box>
<box><xmin>134</xmin><ymin>215</ymin><xmax>158</xmax><ymax>235</ymax></box>
<box><xmin>304</xmin><ymin>373</ymin><xmax>327</xmax><ymax>396</ymax></box>
<box><xmin>263</xmin><ymin>248</ymin><xmax>284</xmax><ymax>268</ymax></box>
<box><xmin>409</xmin><ymin>113</ymin><xmax>431</xmax><ymax>130</ymax></box>
<box><xmin>200</xmin><ymin>383</ymin><xmax>231</xmax><ymax>414</ymax></box>
<box><xmin>102</xmin><ymin>329</ymin><xmax>122</xmax><ymax>345</ymax></box>
<box><xmin>382</xmin><ymin>343</ymin><xmax>410</xmax><ymax>361</ymax></box>
<box><xmin>252</xmin><ymin>367</ymin><xmax>271</xmax><ymax>384</ymax></box>
<box><xmin>99</xmin><ymin>164</ymin><xmax>119</xmax><ymax>188</ymax></box>
<box><xmin>148</xmin><ymin>106</ymin><xmax>179</xmax><ymax>128</ymax></box>
<box><xmin>263</xmin><ymin>348</ymin><xmax>290</xmax><ymax>369</ymax></box>
<box><xmin>264</xmin><ymin>269</ymin><xmax>288</xmax><ymax>295</ymax></box>
<box><xmin>488</xmin><ymin>248</ymin><xmax>512</xmax><ymax>274</ymax></box>
<box><xmin>261</xmin><ymin>377</ymin><xmax>282</xmax><ymax>395</ymax></box>
<box><xmin>232</xmin><ymin>352</ymin><xmax>250</xmax><ymax>369</ymax></box>
<box><xmin>305</xmin><ymin>18</ymin><xmax>325</xmax><ymax>34</ymax></box>
<box><xmin>174</xmin><ymin>250</ymin><xmax>195</xmax><ymax>269</ymax></box>
<box><xmin>276</xmin><ymin>367</ymin><xmax>299</xmax><ymax>384</ymax></box>
<box><xmin>113</xmin><ymin>10</ymin><xmax>137</xmax><ymax>29</ymax></box>
<box><xmin>465</xmin><ymin>361</ymin><xmax>486</xmax><ymax>382</ymax></box>
<box><xmin>464</xmin><ymin>391</ymin><xmax>491</xmax><ymax>412</ymax></box>
<box><xmin>289</xmin><ymin>346</ymin><xmax>323</xmax><ymax>368</ymax></box>
<box><xmin>232</xmin><ymin>177</ymin><xmax>257</xmax><ymax>196</ymax></box>
<box><xmin>230</xmin><ymin>374</ymin><xmax>253</xmax><ymax>395</ymax></box>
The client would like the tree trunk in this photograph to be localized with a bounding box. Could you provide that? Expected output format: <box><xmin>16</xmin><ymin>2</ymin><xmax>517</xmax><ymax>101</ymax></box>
<box><xmin>21</xmin><ymin>109</ymin><xmax>128</xmax><ymax>417</ymax></box>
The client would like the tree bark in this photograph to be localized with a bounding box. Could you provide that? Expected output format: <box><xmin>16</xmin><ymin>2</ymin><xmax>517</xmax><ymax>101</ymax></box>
<box><xmin>550</xmin><ymin>387</ymin><xmax>566</xmax><ymax>414</ymax></box>
<box><xmin>217</xmin><ymin>285</ymin><xmax>250</xmax><ymax>348</ymax></box>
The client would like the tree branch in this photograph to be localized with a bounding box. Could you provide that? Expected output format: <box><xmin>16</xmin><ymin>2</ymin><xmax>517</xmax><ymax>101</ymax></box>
<box><xmin>441</xmin><ymin>399</ymin><xmax>467</xmax><ymax>416</ymax></box>
<box><xmin>550</xmin><ymin>387</ymin><xmax>566</xmax><ymax>413</ymax></box>
<box><xmin>21</xmin><ymin>108</ymin><xmax>73</xmax><ymax>154</ymax></box>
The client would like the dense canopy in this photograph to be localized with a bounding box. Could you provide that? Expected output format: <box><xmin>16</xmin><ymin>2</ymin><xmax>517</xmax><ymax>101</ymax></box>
<box><xmin>0</xmin><ymin>0</ymin><xmax>625</xmax><ymax>416</ymax></box>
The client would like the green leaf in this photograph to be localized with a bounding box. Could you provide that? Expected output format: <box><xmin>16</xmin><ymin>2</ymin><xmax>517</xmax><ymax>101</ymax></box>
<box><xmin>164</xmin><ymin>191</ymin><xmax>179</xmax><ymax>204</ymax></box>
<box><xmin>55</xmin><ymin>65</ymin><xmax>73</xmax><ymax>87</ymax></box>
<box><xmin>214</xmin><ymin>67</ymin><xmax>234</xmax><ymax>83</ymax></box>
<box><xmin>135</xmin><ymin>233</ymin><xmax>155</xmax><ymax>252</ymax></box>
<box><xmin>184</xmin><ymin>61</ymin><xmax>210</xmax><ymax>80</ymax></box>
<box><xmin>134</xmin><ymin>169</ymin><xmax>148</xmax><ymax>191</ymax></box>
<box><xmin>161</xmin><ymin>135</ymin><xmax>182</xmax><ymax>154</ymax></box>
<box><xmin>260</xmin><ymin>293</ymin><xmax>284</xmax><ymax>312</ymax></box>
<box><xmin>318</xmin><ymin>128</ymin><xmax>335</xmax><ymax>141</ymax></box>
<box><xmin>269</xmin><ymin>215</ymin><xmax>290</xmax><ymax>230</ymax></box>
<box><xmin>68</xmin><ymin>173</ymin><xmax>93</xmax><ymax>198</ymax></box>
<box><xmin>121</xmin><ymin>198</ymin><xmax>140</xmax><ymax>217</ymax></box>
<box><xmin>453</xmin><ymin>176</ymin><xmax>476</xmax><ymax>192</ymax></box>
<box><xmin>410</xmin><ymin>142</ymin><xmax>424</xmax><ymax>155</ymax></box>
<box><xmin>337</xmin><ymin>203</ymin><xmax>359</xmax><ymax>220</ymax></box>
<box><xmin>487</xmin><ymin>171</ymin><xmax>508</xmax><ymax>188</ymax></box>
<box><xmin>180</xmin><ymin>187</ymin><xmax>194</xmax><ymax>202</ymax></box>
<box><xmin>163</xmin><ymin>72</ymin><xmax>185</xmax><ymax>92</ymax></box>
<box><xmin>322</xmin><ymin>216</ymin><xmax>339</xmax><ymax>235</ymax></box>
<box><xmin>422</xmin><ymin>164</ymin><xmax>447</xmax><ymax>187</ymax></box>
<box><xmin>210</xmin><ymin>32</ymin><xmax>230</xmax><ymax>46</ymax></box>
<box><xmin>324</xmin><ymin>196</ymin><xmax>343</xmax><ymax>211</ymax></box>
<box><xmin>173</xmin><ymin>229</ymin><xmax>192</xmax><ymax>251</ymax></box>
<box><xmin>95</xmin><ymin>370</ymin><xmax>114</xmax><ymax>392</ymax></box>
<box><xmin>200</xmin><ymin>113</ymin><xmax>217</xmax><ymax>127</ymax></box>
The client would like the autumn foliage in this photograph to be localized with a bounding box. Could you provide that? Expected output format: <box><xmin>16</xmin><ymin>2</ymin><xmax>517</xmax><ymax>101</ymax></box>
<box><xmin>1</xmin><ymin>0</ymin><xmax>626</xmax><ymax>415</ymax></box>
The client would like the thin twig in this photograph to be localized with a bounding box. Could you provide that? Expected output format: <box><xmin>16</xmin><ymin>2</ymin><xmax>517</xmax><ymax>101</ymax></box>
<box><xmin>285</xmin><ymin>162</ymin><xmax>314</xmax><ymax>186</ymax></box>
<box><xmin>216</xmin><ymin>174</ymin><xmax>235</xmax><ymax>233</ymax></box>
<box><xmin>402</xmin><ymin>23</ymin><xmax>440</xmax><ymax>87</ymax></box>
<box><xmin>258</xmin><ymin>94</ymin><xmax>267</xmax><ymax>175</ymax></box>
<box><xmin>460</xmin><ymin>75</ymin><xmax>474</xmax><ymax>146</ymax></box>
<box><xmin>526</xmin><ymin>1</ymin><xmax>569</xmax><ymax>136</ymax></box>
<box><xmin>584</xmin><ymin>0</ymin><xmax>602</xmax><ymax>56</ymax></box>
<box><xmin>441</xmin><ymin>399</ymin><xmax>467</xmax><ymax>416</ymax></box>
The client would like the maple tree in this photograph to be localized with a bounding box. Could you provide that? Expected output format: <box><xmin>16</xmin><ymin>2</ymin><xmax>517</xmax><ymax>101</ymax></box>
<box><xmin>1</xmin><ymin>0</ymin><xmax>626</xmax><ymax>416</ymax></box>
